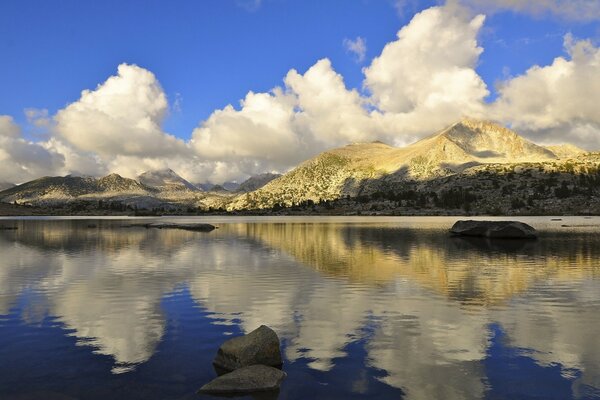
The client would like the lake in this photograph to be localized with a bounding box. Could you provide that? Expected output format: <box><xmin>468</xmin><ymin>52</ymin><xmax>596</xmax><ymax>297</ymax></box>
<box><xmin>0</xmin><ymin>216</ymin><xmax>599</xmax><ymax>399</ymax></box>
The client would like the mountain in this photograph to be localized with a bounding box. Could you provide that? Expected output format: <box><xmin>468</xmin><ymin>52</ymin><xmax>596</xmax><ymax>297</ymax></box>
<box><xmin>137</xmin><ymin>169</ymin><xmax>199</xmax><ymax>192</ymax></box>
<box><xmin>398</xmin><ymin>119</ymin><xmax>557</xmax><ymax>177</ymax></box>
<box><xmin>228</xmin><ymin>141</ymin><xmax>397</xmax><ymax>210</ymax></box>
<box><xmin>222</xmin><ymin>182</ymin><xmax>241</xmax><ymax>191</ymax></box>
<box><xmin>236</xmin><ymin>173</ymin><xmax>282</xmax><ymax>193</ymax></box>
<box><xmin>196</xmin><ymin>181</ymin><xmax>243</xmax><ymax>192</ymax></box>
<box><xmin>227</xmin><ymin>119</ymin><xmax>589</xmax><ymax>210</ymax></box>
<box><xmin>209</xmin><ymin>184</ymin><xmax>230</xmax><ymax>194</ymax></box>
<box><xmin>1</xmin><ymin>118</ymin><xmax>596</xmax><ymax>214</ymax></box>
<box><xmin>0</xmin><ymin>174</ymin><xmax>148</xmax><ymax>205</ymax></box>
<box><xmin>196</xmin><ymin>183</ymin><xmax>216</xmax><ymax>191</ymax></box>
<box><xmin>545</xmin><ymin>144</ymin><xmax>586</xmax><ymax>159</ymax></box>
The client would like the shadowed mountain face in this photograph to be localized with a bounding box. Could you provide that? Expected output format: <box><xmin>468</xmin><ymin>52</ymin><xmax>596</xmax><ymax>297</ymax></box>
<box><xmin>1</xmin><ymin>218</ymin><xmax>599</xmax><ymax>399</ymax></box>
<box><xmin>236</xmin><ymin>173</ymin><xmax>282</xmax><ymax>192</ymax></box>
<box><xmin>137</xmin><ymin>168</ymin><xmax>199</xmax><ymax>192</ymax></box>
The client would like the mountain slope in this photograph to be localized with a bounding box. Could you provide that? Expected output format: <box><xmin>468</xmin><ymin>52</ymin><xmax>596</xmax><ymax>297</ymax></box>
<box><xmin>545</xmin><ymin>144</ymin><xmax>586</xmax><ymax>159</ymax></box>
<box><xmin>386</xmin><ymin>119</ymin><xmax>558</xmax><ymax>179</ymax></box>
<box><xmin>236</xmin><ymin>173</ymin><xmax>282</xmax><ymax>193</ymax></box>
<box><xmin>228</xmin><ymin>142</ymin><xmax>397</xmax><ymax>209</ymax></box>
<box><xmin>0</xmin><ymin>174</ymin><xmax>151</xmax><ymax>205</ymax></box>
<box><xmin>137</xmin><ymin>169</ymin><xmax>199</xmax><ymax>192</ymax></box>
<box><xmin>0</xmin><ymin>182</ymin><xmax>15</xmax><ymax>191</ymax></box>
<box><xmin>227</xmin><ymin>119</ymin><xmax>586</xmax><ymax>210</ymax></box>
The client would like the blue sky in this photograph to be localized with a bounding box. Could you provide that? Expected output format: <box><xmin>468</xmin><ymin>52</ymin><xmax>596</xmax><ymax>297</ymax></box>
<box><xmin>1</xmin><ymin>0</ymin><xmax>597</xmax><ymax>141</ymax></box>
<box><xmin>0</xmin><ymin>0</ymin><xmax>599</xmax><ymax>183</ymax></box>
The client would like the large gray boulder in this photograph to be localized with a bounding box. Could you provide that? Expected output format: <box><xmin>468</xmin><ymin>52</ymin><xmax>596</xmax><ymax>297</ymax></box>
<box><xmin>198</xmin><ymin>365</ymin><xmax>286</xmax><ymax>395</ymax></box>
<box><xmin>213</xmin><ymin>325</ymin><xmax>283</xmax><ymax>371</ymax></box>
<box><xmin>450</xmin><ymin>220</ymin><xmax>537</xmax><ymax>239</ymax></box>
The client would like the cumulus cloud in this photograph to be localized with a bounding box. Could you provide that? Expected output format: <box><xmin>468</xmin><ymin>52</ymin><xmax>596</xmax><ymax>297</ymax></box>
<box><xmin>492</xmin><ymin>34</ymin><xmax>600</xmax><ymax>149</ymax></box>
<box><xmin>191</xmin><ymin>58</ymin><xmax>381</xmax><ymax>181</ymax></box>
<box><xmin>55</xmin><ymin>64</ymin><xmax>188</xmax><ymax>158</ymax></box>
<box><xmin>0</xmin><ymin>116</ymin><xmax>21</xmax><ymax>138</ymax></box>
<box><xmin>189</xmin><ymin>3</ymin><xmax>495</xmax><ymax>178</ymax></box>
<box><xmin>343</xmin><ymin>36</ymin><xmax>367</xmax><ymax>63</ymax></box>
<box><xmin>364</xmin><ymin>4</ymin><xmax>489</xmax><ymax>141</ymax></box>
<box><xmin>0</xmin><ymin>116</ymin><xmax>65</xmax><ymax>184</ymax></box>
<box><xmin>49</xmin><ymin>63</ymin><xmax>204</xmax><ymax>180</ymax></box>
<box><xmin>2</xmin><ymin>1</ymin><xmax>600</xmax><ymax>184</ymax></box>
<box><xmin>460</xmin><ymin>0</ymin><xmax>600</xmax><ymax>22</ymax></box>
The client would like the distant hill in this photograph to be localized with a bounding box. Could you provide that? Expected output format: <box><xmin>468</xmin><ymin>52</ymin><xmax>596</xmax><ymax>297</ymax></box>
<box><xmin>137</xmin><ymin>169</ymin><xmax>199</xmax><ymax>192</ymax></box>
<box><xmin>195</xmin><ymin>173</ymin><xmax>280</xmax><ymax>193</ymax></box>
<box><xmin>0</xmin><ymin>174</ymin><xmax>149</xmax><ymax>205</ymax></box>
<box><xmin>236</xmin><ymin>173</ymin><xmax>282</xmax><ymax>192</ymax></box>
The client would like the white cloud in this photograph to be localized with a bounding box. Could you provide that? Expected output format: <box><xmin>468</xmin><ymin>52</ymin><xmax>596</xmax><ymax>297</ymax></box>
<box><xmin>55</xmin><ymin>64</ymin><xmax>188</xmax><ymax>159</ymax></box>
<box><xmin>190</xmin><ymin>58</ymin><xmax>381</xmax><ymax>182</ymax></box>
<box><xmin>491</xmin><ymin>34</ymin><xmax>600</xmax><ymax>149</ymax></box>
<box><xmin>364</xmin><ymin>5</ymin><xmax>488</xmax><ymax>117</ymax></box>
<box><xmin>0</xmin><ymin>116</ymin><xmax>21</xmax><ymax>138</ymax></box>
<box><xmin>343</xmin><ymin>36</ymin><xmax>367</xmax><ymax>63</ymax></box>
<box><xmin>460</xmin><ymin>0</ymin><xmax>600</xmax><ymax>22</ymax></box>
<box><xmin>43</xmin><ymin>138</ymin><xmax>107</xmax><ymax>178</ymax></box>
<box><xmin>2</xmin><ymin>2</ymin><xmax>600</xmax><ymax>185</ymax></box>
<box><xmin>24</xmin><ymin>108</ymin><xmax>52</xmax><ymax>129</ymax></box>
<box><xmin>0</xmin><ymin>115</ymin><xmax>65</xmax><ymax>184</ymax></box>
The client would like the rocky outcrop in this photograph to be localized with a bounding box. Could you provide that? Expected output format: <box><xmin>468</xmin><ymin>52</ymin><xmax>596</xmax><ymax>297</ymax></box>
<box><xmin>197</xmin><ymin>365</ymin><xmax>286</xmax><ymax>395</ymax></box>
<box><xmin>213</xmin><ymin>325</ymin><xmax>283</xmax><ymax>371</ymax></box>
<box><xmin>450</xmin><ymin>220</ymin><xmax>537</xmax><ymax>239</ymax></box>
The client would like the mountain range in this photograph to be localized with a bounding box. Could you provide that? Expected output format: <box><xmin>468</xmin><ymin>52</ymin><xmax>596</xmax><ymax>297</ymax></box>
<box><xmin>1</xmin><ymin>119</ymin><xmax>598</xmax><ymax>215</ymax></box>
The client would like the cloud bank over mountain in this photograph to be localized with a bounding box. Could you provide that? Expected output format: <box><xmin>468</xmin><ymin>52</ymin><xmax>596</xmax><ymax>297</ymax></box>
<box><xmin>1</xmin><ymin>1</ymin><xmax>599</xmax><ymax>184</ymax></box>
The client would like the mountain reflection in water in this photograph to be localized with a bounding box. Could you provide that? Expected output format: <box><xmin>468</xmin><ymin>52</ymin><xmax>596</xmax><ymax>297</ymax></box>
<box><xmin>0</xmin><ymin>217</ymin><xmax>599</xmax><ymax>400</ymax></box>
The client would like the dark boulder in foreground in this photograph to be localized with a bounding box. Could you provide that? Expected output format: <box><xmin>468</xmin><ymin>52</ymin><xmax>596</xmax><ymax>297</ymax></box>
<box><xmin>141</xmin><ymin>222</ymin><xmax>216</xmax><ymax>232</ymax></box>
<box><xmin>450</xmin><ymin>220</ymin><xmax>537</xmax><ymax>239</ymax></box>
<box><xmin>213</xmin><ymin>325</ymin><xmax>283</xmax><ymax>371</ymax></box>
<box><xmin>198</xmin><ymin>365</ymin><xmax>286</xmax><ymax>395</ymax></box>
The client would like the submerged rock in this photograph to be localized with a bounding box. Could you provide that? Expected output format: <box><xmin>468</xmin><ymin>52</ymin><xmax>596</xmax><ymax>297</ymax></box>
<box><xmin>137</xmin><ymin>222</ymin><xmax>216</xmax><ymax>232</ymax></box>
<box><xmin>198</xmin><ymin>365</ymin><xmax>286</xmax><ymax>395</ymax></box>
<box><xmin>450</xmin><ymin>220</ymin><xmax>537</xmax><ymax>239</ymax></box>
<box><xmin>213</xmin><ymin>325</ymin><xmax>283</xmax><ymax>371</ymax></box>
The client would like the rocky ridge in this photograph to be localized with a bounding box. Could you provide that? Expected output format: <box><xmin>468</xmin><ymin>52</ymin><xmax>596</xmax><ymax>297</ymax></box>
<box><xmin>0</xmin><ymin>119</ymin><xmax>595</xmax><ymax>215</ymax></box>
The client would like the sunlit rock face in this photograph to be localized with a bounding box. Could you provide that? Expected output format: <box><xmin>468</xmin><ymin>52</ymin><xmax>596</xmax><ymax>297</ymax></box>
<box><xmin>1</xmin><ymin>218</ymin><xmax>599</xmax><ymax>395</ymax></box>
<box><xmin>226</xmin><ymin>119</ymin><xmax>592</xmax><ymax>210</ymax></box>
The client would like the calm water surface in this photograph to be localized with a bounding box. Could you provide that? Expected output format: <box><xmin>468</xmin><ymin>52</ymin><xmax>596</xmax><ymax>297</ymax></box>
<box><xmin>0</xmin><ymin>216</ymin><xmax>599</xmax><ymax>400</ymax></box>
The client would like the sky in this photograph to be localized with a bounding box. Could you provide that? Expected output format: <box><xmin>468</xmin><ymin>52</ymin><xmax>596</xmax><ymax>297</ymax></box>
<box><xmin>0</xmin><ymin>0</ymin><xmax>599</xmax><ymax>184</ymax></box>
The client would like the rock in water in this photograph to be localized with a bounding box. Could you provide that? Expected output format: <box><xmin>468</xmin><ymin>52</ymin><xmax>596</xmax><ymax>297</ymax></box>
<box><xmin>198</xmin><ymin>365</ymin><xmax>286</xmax><ymax>395</ymax></box>
<box><xmin>213</xmin><ymin>325</ymin><xmax>283</xmax><ymax>371</ymax></box>
<box><xmin>450</xmin><ymin>220</ymin><xmax>537</xmax><ymax>239</ymax></box>
<box><xmin>142</xmin><ymin>222</ymin><xmax>216</xmax><ymax>232</ymax></box>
